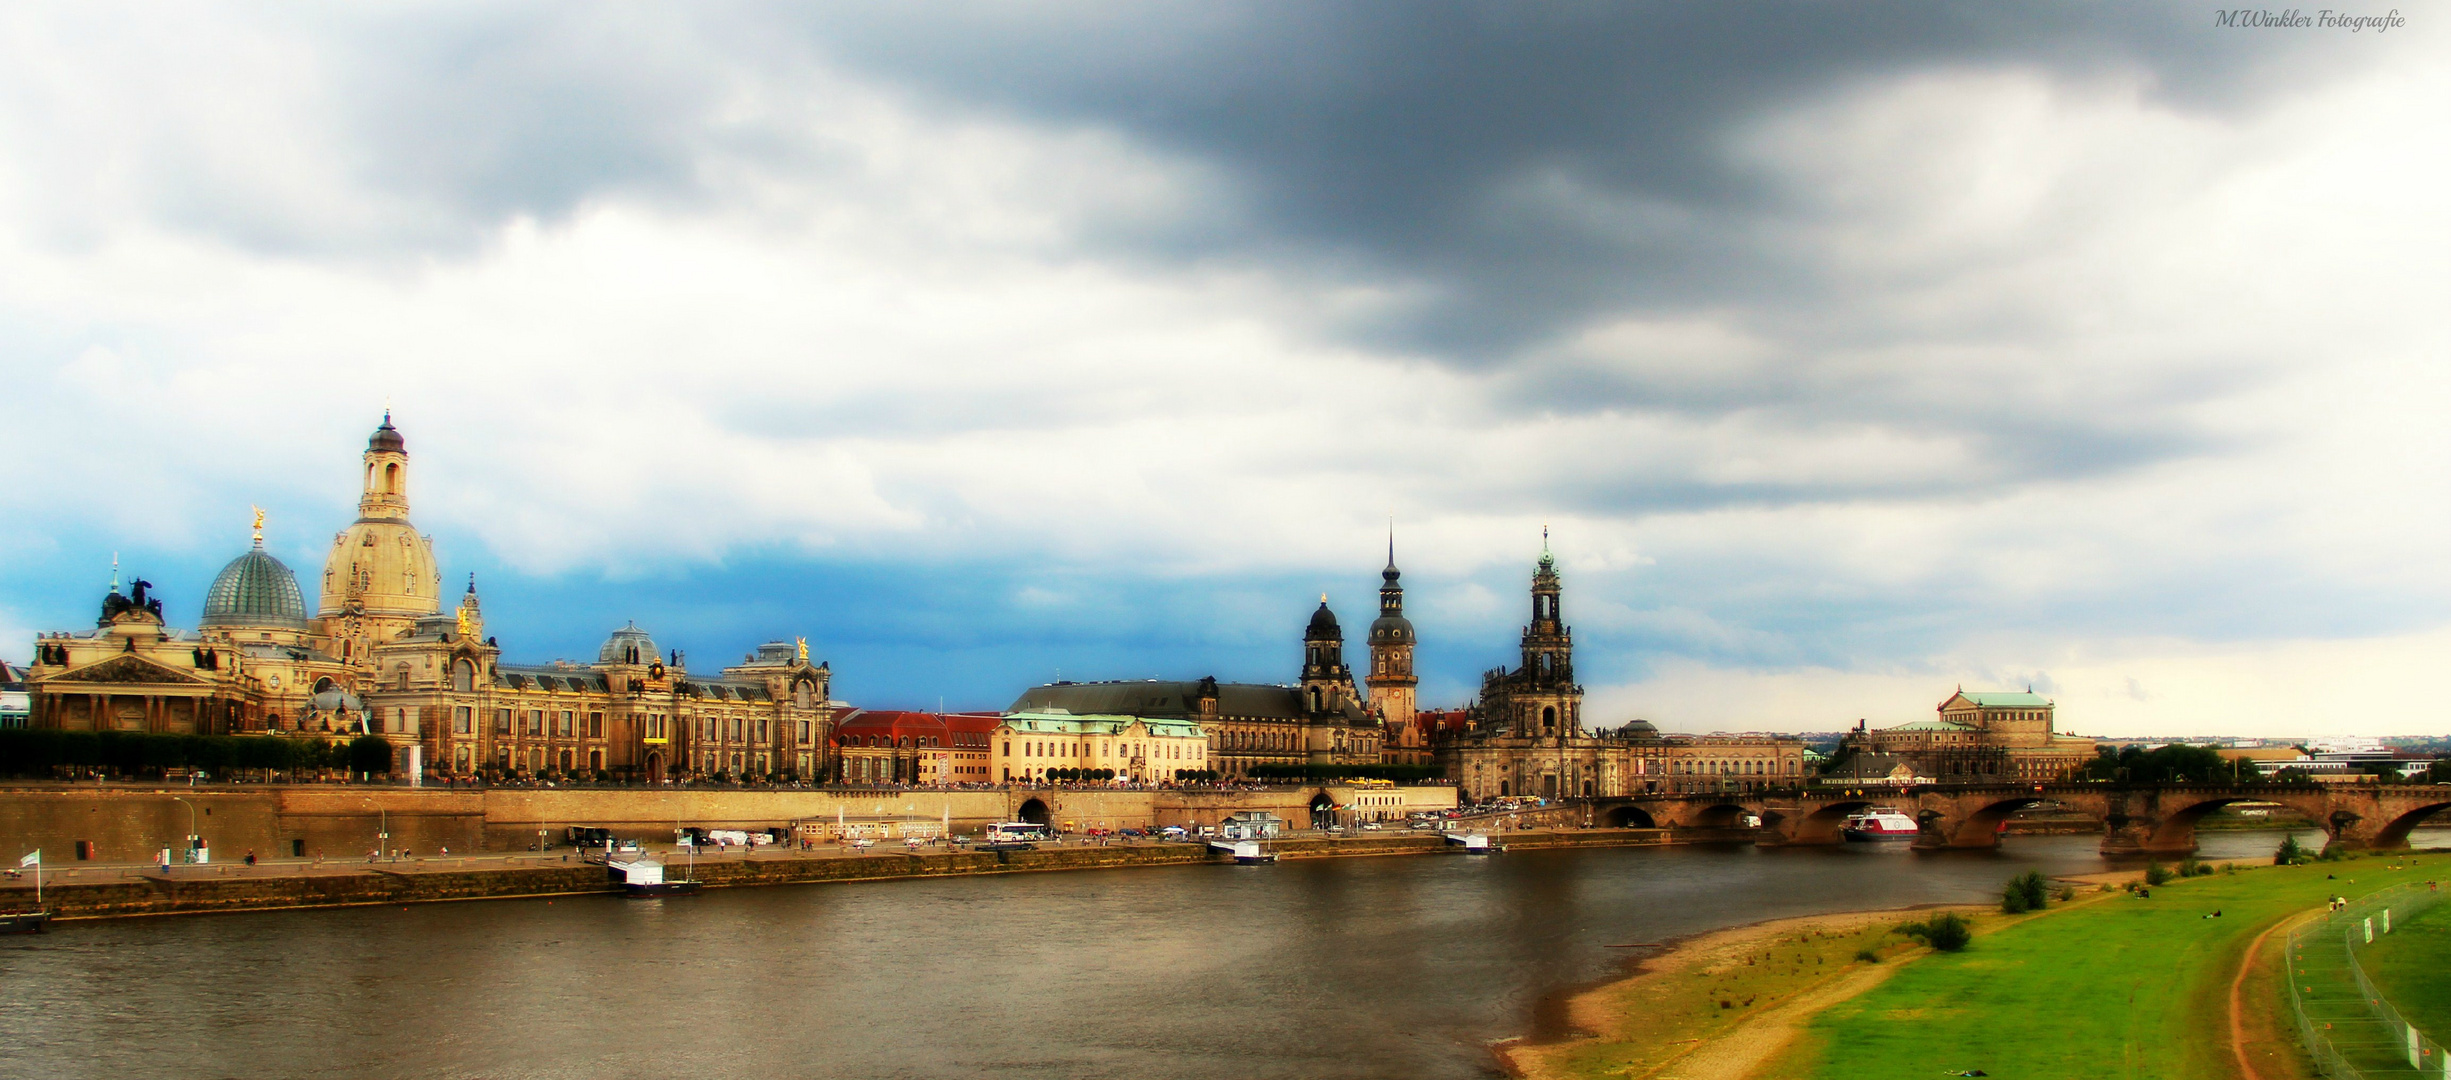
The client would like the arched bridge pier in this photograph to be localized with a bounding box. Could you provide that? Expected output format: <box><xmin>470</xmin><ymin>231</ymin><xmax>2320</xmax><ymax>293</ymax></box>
<box><xmin>1564</xmin><ymin>783</ymin><xmax>2451</xmax><ymax>857</ymax></box>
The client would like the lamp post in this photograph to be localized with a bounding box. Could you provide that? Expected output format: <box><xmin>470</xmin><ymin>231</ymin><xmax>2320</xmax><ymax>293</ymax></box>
<box><xmin>169</xmin><ymin>796</ymin><xmax>200</xmax><ymax>866</ymax></box>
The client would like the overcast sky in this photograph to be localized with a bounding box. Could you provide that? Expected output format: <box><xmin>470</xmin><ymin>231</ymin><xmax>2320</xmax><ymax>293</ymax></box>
<box><xmin>1</xmin><ymin>4</ymin><xmax>2443</xmax><ymax>737</ymax></box>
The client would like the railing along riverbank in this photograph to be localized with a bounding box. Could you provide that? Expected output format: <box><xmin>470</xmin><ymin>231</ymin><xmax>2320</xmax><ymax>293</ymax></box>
<box><xmin>2288</xmin><ymin>879</ymin><xmax>2451</xmax><ymax>1077</ymax></box>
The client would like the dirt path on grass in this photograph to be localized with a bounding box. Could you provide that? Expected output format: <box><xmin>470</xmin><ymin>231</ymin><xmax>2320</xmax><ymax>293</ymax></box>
<box><xmin>1651</xmin><ymin>960</ymin><xmax>1903</xmax><ymax>1080</ymax></box>
<box><xmin>1501</xmin><ymin>907</ymin><xmax>1950</xmax><ymax>1080</ymax></box>
<box><xmin>2232</xmin><ymin>908</ymin><xmax>2323</xmax><ymax>1080</ymax></box>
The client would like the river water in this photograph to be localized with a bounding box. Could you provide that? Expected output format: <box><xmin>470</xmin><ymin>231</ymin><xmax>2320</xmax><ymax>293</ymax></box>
<box><xmin>0</xmin><ymin>828</ymin><xmax>2364</xmax><ymax>1080</ymax></box>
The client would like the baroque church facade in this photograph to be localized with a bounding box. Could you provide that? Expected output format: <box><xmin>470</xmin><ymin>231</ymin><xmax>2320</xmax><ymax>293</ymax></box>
<box><xmin>23</xmin><ymin>416</ymin><xmax>837</xmax><ymax>783</ymax></box>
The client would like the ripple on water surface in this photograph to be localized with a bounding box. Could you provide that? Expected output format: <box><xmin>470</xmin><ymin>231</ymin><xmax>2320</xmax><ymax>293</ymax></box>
<box><xmin>0</xmin><ymin>829</ymin><xmax>2363</xmax><ymax>1079</ymax></box>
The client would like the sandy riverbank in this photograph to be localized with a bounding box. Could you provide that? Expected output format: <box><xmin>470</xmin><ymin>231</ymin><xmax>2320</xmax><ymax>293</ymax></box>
<box><xmin>1496</xmin><ymin>903</ymin><xmax>1981</xmax><ymax>1080</ymax></box>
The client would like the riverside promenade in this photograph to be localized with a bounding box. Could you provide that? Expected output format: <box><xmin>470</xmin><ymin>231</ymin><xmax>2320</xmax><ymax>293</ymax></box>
<box><xmin>3</xmin><ymin>828</ymin><xmax>1672</xmax><ymax>921</ymax></box>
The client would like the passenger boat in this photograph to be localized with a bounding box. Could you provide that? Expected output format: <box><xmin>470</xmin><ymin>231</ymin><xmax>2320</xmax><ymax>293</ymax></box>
<box><xmin>607</xmin><ymin>856</ymin><xmax>701</xmax><ymax>898</ymax></box>
<box><xmin>1841</xmin><ymin>807</ymin><xmax>1920</xmax><ymax>842</ymax></box>
<box><xmin>0</xmin><ymin>909</ymin><xmax>52</xmax><ymax>934</ymax></box>
<box><xmin>1209</xmin><ymin>840</ymin><xmax>1277</xmax><ymax>864</ymax></box>
<box><xmin>1445</xmin><ymin>832</ymin><xmax>1503</xmax><ymax>854</ymax></box>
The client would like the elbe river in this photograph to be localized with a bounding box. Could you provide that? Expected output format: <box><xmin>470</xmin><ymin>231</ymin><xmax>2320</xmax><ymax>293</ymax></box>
<box><xmin>0</xmin><ymin>829</ymin><xmax>2359</xmax><ymax>1079</ymax></box>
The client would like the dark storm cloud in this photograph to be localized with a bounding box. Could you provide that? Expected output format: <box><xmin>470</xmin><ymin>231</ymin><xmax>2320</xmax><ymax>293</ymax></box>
<box><xmin>72</xmin><ymin>3</ymin><xmax>2359</xmax><ymax>507</ymax></box>
<box><xmin>779</xmin><ymin>1</ymin><xmax>2345</xmax><ymax>356</ymax></box>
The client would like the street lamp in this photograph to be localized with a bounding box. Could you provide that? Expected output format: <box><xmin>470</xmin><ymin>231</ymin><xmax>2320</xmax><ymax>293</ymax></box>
<box><xmin>169</xmin><ymin>796</ymin><xmax>201</xmax><ymax>865</ymax></box>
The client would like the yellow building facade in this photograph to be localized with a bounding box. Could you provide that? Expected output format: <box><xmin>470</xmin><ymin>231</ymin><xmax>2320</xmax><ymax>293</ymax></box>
<box><xmin>25</xmin><ymin>416</ymin><xmax>839</xmax><ymax>784</ymax></box>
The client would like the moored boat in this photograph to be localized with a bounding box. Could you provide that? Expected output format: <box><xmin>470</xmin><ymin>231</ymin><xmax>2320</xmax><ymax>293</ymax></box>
<box><xmin>0</xmin><ymin>909</ymin><xmax>52</xmax><ymax>934</ymax></box>
<box><xmin>1841</xmin><ymin>808</ymin><xmax>1920</xmax><ymax>842</ymax></box>
<box><xmin>1210</xmin><ymin>840</ymin><xmax>1277</xmax><ymax>864</ymax></box>
<box><xmin>607</xmin><ymin>856</ymin><xmax>700</xmax><ymax>897</ymax></box>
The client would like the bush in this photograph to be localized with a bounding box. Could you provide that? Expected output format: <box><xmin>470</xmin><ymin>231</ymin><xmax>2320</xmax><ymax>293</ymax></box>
<box><xmin>2143</xmin><ymin>863</ymin><xmax>2173</xmax><ymax>886</ymax></box>
<box><xmin>1852</xmin><ymin>948</ymin><xmax>1881</xmax><ymax>963</ymax></box>
<box><xmin>1900</xmin><ymin>913</ymin><xmax>1971</xmax><ymax>952</ymax></box>
<box><xmin>348</xmin><ymin>735</ymin><xmax>394</xmax><ymax>776</ymax></box>
<box><xmin>2001</xmin><ymin>870</ymin><xmax>2051</xmax><ymax>914</ymax></box>
<box><xmin>2056</xmin><ymin>885</ymin><xmax>2077</xmax><ymax>902</ymax></box>
<box><xmin>2273</xmin><ymin>835</ymin><xmax>2305</xmax><ymax>865</ymax></box>
<box><xmin>2178</xmin><ymin>856</ymin><xmax>2202</xmax><ymax>877</ymax></box>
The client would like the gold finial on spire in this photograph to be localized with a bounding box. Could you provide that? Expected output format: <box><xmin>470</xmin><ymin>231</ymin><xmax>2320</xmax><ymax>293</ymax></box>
<box><xmin>250</xmin><ymin>505</ymin><xmax>266</xmax><ymax>546</ymax></box>
<box><xmin>796</xmin><ymin>636</ymin><xmax>809</xmax><ymax>662</ymax></box>
<box><xmin>1320</xmin><ymin>592</ymin><xmax>1329</xmax><ymax>603</ymax></box>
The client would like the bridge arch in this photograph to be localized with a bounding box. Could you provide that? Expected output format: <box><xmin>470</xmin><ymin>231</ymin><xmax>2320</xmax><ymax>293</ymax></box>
<box><xmin>1919</xmin><ymin>796</ymin><xmax>2050</xmax><ymax>849</ymax></box>
<box><xmin>2137</xmin><ymin>795</ymin><xmax>2269</xmax><ymax>853</ymax></box>
<box><xmin>1017</xmin><ymin>798</ymin><xmax>1050</xmax><ymax>825</ymax></box>
<box><xmin>1605</xmin><ymin>805</ymin><xmax>1656</xmax><ymax>829</ymax></box>
<box><xmin>1789</xmin><ymin>800</ymin><xmax>1881</xmax><ymax>845</ymax></box>
<box><xmin>2371</xmin><ymin>801</ymin><xmax>2451</xmax><ymax>849</ymax></box>
<box><xmin>1686</xmin><ymin>803</ymin><xmax>1753</xmax><ymax>830</ymax></box>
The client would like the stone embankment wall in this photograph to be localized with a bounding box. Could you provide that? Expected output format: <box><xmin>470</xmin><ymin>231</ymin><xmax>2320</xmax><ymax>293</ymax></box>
<box><xmin>17</xmin><ymin>828</ymin><xmax>1677</xmax><ymax>921</ymax></box>
<box><xmin>0</xmin><ymin>785</ymin><xmax>1375</xmax><ymax>861</ymax></box>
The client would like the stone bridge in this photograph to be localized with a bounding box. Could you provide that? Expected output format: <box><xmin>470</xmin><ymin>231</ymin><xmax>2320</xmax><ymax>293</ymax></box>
<box><xmin>1531</xmin><ymin>782</ymin><xmax>2451</xmax><ymax>856</ymax></box>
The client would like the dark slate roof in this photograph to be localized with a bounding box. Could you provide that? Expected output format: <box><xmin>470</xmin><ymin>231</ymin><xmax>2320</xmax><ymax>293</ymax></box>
<box><xmin>496</xmin><ymin>666</ymin><xmax>610</xmax><ymax>694</ymax></box>
<box><xmin>1009</xmin><ymin>679</ymin><xmax>1361</xmax><ymax>721</ymax></box>
<box><xmin>678</xmin><ymin>679</ymin><xmax>769</xmax><ymax>702</ymax></box>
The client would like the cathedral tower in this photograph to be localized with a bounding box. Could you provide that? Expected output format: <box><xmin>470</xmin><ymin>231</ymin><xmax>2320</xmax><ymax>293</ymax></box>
<box><xmin>1366</xmin><ymin>534</ymin><xmax>1418</xmax><ymax>732</ymax></box>
<box><xmin>1489</xmin><ymin>529</ymin><xmax>1580</xmax><ymax>742</ymax></box>
<box><xmin>1301</xmin><ymin>596</ymin><xmax>1355</xmax><ymax>716</ymax></box>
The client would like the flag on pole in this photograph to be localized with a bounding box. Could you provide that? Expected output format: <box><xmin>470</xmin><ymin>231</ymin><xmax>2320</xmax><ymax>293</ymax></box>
<box><xmin>17</xmin><ymin>850</ymin><xmax>34</xmax><ymax>868</ymax></box>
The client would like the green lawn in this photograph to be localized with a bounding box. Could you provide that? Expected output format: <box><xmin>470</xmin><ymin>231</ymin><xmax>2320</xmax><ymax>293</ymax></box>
<box><xmin>2361</xmin><ymin>888</ymin><xmax>2451</xmax><ymax>1037</ymax></box>
<box><xmin>1783</xmin><ymin>857</ymin><xmax>2445</xmax><ymax>1080</ymax></box>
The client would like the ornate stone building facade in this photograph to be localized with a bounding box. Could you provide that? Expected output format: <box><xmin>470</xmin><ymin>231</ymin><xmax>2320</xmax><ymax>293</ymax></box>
<box><xmin>24</xmin><ymin>416</ymin><xmax>838</xmax><ymax>784</ymax></box>
<box><xmin>991</xmin><ymin>709</ymin><xmax>1211</xmax><ymax>784</ymax></box>
<box><xmin>1434</xmin><ymin>539</ymin><xmax>1804</xmax><ymax>800</ymax></box>
<box><xmin>1839</xmin><ymin>690</ymin><xmax>2095</xmax><ymax>783</ymax></box>
<box><xmin>1008</xmin><ymin>598</ymin><xmax>1381</xmax><ymax>778</ymax></box>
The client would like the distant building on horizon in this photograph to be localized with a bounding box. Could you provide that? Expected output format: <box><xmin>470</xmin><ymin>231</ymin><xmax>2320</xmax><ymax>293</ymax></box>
<box><xmin>1838</xmin><ymin>690</ymin><xmax>2096</xmax><ymax>783</ymax></box>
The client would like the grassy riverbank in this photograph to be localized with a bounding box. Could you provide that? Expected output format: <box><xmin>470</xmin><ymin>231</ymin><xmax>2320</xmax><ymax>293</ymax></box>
<box><xmin>2362</xmin><ymin>893</ymin><xmax>2451</xmax><ymax>1035</ymax></box>
<box><xmin>1512</xmin><ymin>854</ymin><xmax>2447</xmax><ymax>1080</ymax></box>
<box><xmin>1503</xmin><ymin>907</ymin><xmax>1994</xmax><ymax>1080</ymax></box>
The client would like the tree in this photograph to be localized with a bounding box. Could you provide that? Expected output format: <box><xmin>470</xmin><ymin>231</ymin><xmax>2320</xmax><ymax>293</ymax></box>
<box><xmin>2276</xmin><ymin>834</ymin><xmax>2307</xmax><ymax>865</ymax></box>
<box><xmin>2001</xmin><ymin>870</ymin><xmax>2051</xmax><ymax>914</ymax></box>
<box><xmin>2075</xmin><ymin>743</ymin><xmax>2235</xmax><ymax>784</ymax></box>
<box><xmin>348</xmin><ymin>735</ymin><xmax>394</xmax><ymax>777</ymax></box>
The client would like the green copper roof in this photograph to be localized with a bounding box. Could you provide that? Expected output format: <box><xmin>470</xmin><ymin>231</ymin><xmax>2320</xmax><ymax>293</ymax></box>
<box><xmin>1956</xmin><ymin>691</ymin><xmax>2051</xmax><ymax>708</ymax></box>
<box><xmin>1887</xmin><ymin>718</ymin><xmax>1978</xmax><ymax>732</ymax></box>
<box><xmin>200</xmin><ymin>544</ymin><xmax>308</xmax><ymax>629</ymax></box>
<box><xmin>1000</xmin><ymin>711</ymin><xmax>1205</xmax><ymax>739</ymax></box>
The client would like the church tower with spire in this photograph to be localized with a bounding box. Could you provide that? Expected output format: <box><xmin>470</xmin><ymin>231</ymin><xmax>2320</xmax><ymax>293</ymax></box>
<box><xmin>315</xmin><ymin>412</ymin><xmax>442</xmax><ymax>668</ymax></box>
<box><xmin>1367</xmin><ymin>531</ymin><xmax>1419</xmax><ymax>743</ymax></box>
<box><xmin>1473</xmin><ymin>528</ymin><xmax>1582</xmax><ymax>745</ymax></box>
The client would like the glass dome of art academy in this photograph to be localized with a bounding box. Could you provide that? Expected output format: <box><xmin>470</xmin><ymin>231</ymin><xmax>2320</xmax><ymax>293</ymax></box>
<box><xmin>201</xmin><ymin>537</ymin><xmax>310</xmax><ymax>631</ymax></box>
